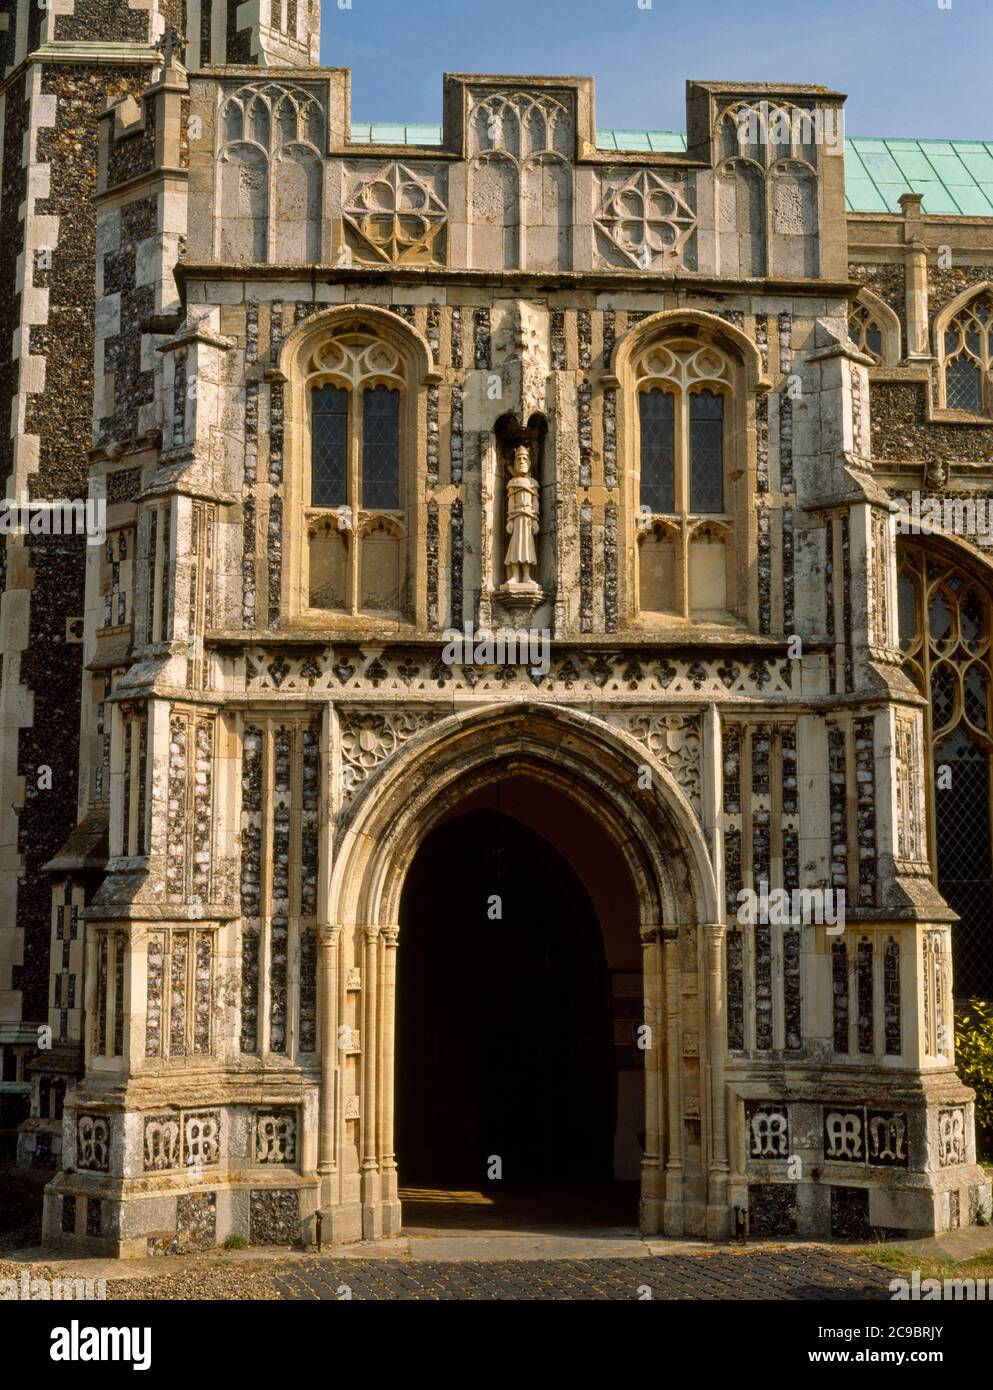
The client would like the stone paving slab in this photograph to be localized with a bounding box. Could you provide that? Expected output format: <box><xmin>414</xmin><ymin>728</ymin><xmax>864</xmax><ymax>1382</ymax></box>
<box><xmin>404</xmin><ymin>1231</ymin><xmax>654</xmax><ymax>1260</ymax></box>
<box><xmin>269</xmin><ymin>1250</ymin><xmax>893</xmax><ymax>1301</ymax></box>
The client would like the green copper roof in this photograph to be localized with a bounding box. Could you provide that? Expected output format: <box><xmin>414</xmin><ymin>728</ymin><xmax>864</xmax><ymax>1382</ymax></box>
<box><xmin>349</xmin><ymin>124</ymin><xmax>993</xmax><ymax>216</ymax></box>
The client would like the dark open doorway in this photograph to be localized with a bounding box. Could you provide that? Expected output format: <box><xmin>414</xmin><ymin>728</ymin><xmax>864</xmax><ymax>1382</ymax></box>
<box><xmin>396</xmin><ymin>807</ymin><xmax>622</xmax><ymax>1215</ymax></box>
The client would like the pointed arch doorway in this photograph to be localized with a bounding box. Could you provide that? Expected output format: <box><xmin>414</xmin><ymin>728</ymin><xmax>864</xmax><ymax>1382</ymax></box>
<box><xmin>322</xmin><ymin>702</ymin><xmax>724</xmax><ymax>1241</ymax></box>
<box><xmin>395</xmin><ymin>782</ymin><xmax>644</xmax><ymax>1229</ymax></box>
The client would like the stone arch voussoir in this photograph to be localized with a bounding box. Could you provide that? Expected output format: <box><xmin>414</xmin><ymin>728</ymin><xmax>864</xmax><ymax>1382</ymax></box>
<box><xmin>328</xmin><ymin>701</ymin><xmax>719</xmax><ymax>932</ymax></box>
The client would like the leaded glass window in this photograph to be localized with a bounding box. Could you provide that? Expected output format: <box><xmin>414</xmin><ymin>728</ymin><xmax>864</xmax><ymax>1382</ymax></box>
<box><xmin>304</xmin><ymin>330</ymin><xmax>406</xmax><ymax>617</ymax></box>
<box><xmin>639</xmin><ymin>389</ymin><xmax>674</xmax><ymax>513</ymax></box>
<box><xmin>311</xmin><ymin>385</ymin><xmax>348</xmax><ymax>507</ymax></box>
<box><xmin>849</xmin><ymin>300</ymin><xmax>884</xmax><ymax>363</ymax></box>
<box><xmin>898</xmin><ymin>543</ymin><xmax>993</xmax><ymax>998</ymax></box>
<box><xmin>362</xmin><ymin>386</ymin><xmax>400</xmax><ymax>510</ymax></box>
<box><xmin>689</xmin><ymin>390</ymin><xmax>723</xmax><ymax>513</ymax></box>
<box><xmin>634</xmin><ymin>338</ymin><xmax>734</xmax><ymax>620</ymax></box>
<box><xmin>943</xmin><ymin>293</ymin><xmax>993</xmax><ymax>412</ymax></box>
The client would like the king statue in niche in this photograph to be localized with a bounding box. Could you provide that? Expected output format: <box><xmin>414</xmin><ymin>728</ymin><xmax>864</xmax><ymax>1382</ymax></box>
<box><xmin>502</xmin><ymin>444</ymin><xmax>541</xmax><ymax>592</ymax></box>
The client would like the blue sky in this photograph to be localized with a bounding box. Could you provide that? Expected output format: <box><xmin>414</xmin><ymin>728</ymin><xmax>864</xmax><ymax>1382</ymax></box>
<box><xmin>320</xmin><ymin>0</ymin><xmax>991</xmax><ymax>138</ymax></box>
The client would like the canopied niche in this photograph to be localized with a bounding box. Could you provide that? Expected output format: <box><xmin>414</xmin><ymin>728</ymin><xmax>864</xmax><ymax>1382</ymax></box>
<box><xmin>492</xmin><ymin>412</ymin><xmax>552</xmax><ymax>617</ymax></box>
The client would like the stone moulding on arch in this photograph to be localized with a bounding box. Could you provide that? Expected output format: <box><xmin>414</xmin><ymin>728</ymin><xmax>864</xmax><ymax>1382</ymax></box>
<box><xmin>328</xmin><ymin>701</ymin><xmax>720</xmax><ymax>933</ymax></box>
<box><xmin>604</xmin><ymin>308</ymin><xmax>773</xmax><ymax>394</ymax></box>
<box><xmin>931</xmin><ymin>279</ymin><xmax>993</xmax><ymax>358</ymax></box>
<box><xmin>270</xmin><ymin>301</ymin><xmax>441</xmax><ymax>388</ymax></box>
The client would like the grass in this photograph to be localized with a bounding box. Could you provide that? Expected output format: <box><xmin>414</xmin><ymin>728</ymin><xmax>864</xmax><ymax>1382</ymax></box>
<box><xmin>854</xmin><ymin>1244</ymin><xmax>993</xmax><ymax>1284</ymax></box>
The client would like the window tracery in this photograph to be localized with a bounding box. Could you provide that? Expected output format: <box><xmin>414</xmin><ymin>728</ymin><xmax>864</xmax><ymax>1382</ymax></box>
<box><xmin>216</xmin><ymin>81</ymin><xmax>324</xmax><ymax>263</ymax></box>
<box><xmin>305</xmin><ymin>332</ymin><xmax>406</xmax><ymax>618</ymax></box>
<box><xmin>635</xmin><ymin>340</ymin><xmax>735</xmax><ymax>620</ymax></box>
<box><xmin>898</xmin><ymin>543</ymin><xmax>993</xmax><ymax>997</ymax></box>
<box><xmin>941</xmin><ymin>291</ymin><xmax>993</xmax><ymax>413</ymax></box>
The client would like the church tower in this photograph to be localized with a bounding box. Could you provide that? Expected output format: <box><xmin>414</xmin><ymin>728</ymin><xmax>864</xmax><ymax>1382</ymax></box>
<box><xmin>0</xmin><ymin>0</ymin><xmax>321</xmax><ymax>1162</ymax></box>
<box><xmin>189</xmin><ymin>0</ymin><xmax>322</xmax><ymax>68</ymax></box>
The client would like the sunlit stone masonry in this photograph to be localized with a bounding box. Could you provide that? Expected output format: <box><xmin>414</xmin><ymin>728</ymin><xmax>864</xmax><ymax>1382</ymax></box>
<box><xmin>1</xmin><ymin>1</ymin><xmax>991</xmax><ymax>1254</ymax></box>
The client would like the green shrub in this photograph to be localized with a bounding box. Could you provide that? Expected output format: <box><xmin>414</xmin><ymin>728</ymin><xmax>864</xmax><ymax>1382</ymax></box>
<box><xmin>955</xmin><ymin>999</ymin><xmax>993</xmax><ymax>1162</ymax></box>
<box><xmin>223</xmin><ymin>1234</ymin><xmax>248</xmax><ymax>1250</ymax></box>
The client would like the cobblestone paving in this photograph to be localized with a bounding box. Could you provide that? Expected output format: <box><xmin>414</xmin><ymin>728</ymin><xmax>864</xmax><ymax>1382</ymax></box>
<box><xmin>271</xmin><ymin>1250</ymin><xmax>893</xmax><ymax>1301</ymax></box>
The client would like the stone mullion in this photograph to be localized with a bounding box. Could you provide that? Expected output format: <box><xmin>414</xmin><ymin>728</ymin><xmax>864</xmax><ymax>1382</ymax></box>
<box><xmin>639</xmin><ymin>925</ymin><xmax>664</xmax><ymax>1233</ymax></box>
<box><xmin>347</xmin><ymin>390</ymin><xmax>361</xmax><ymax>615</ymax></box>
<box><xmin>830</xmin><ymin>516</ymin><xmax>846</xmax><ymax>694</ymax></box>
<box><xmin>677</xmin><ymin>393</ymin><xmax>690</xmax><ymax>618</ymax></box>
<box><xmin>705</xmin><ymin>923</ymin><xmax>729</xmax><ymax>1236</ymax></box>
<box><xmin>360</xmin><ymin>924</ymin><xmax>380</xmax><ymax>1235</ymax></box>
<box><xmin>843</xmin><ymin>717</ymin><xmax>859</xmax><ymax>904</ymax></box>
<box><xmin>318</xmin><ymin>924</ymin><xmax>341</xmax><ymax>1185</ymax></box>
<box><xmin>872</xmin><ymin>927</ymin><xmax>887</xmax><ymax>1062</ymax></box>
<box><xmin>662</xmin><ymin>925</ymin><xmax>684</xmax><ymax>1233</ymax></box>
<box><xmin>182</xmin><ymin>924</ymin><xmax>196</xmax><ymax>1059</ymax></box>
<box><xmin>83</xmin><ymin>930</ymin><xmax>99</xmax><ymax>1068</ymax></box>
<box><xmin>379</xmin><ymin>925</ymin><xmax>399</xmax><ymax>1202</ymax></box>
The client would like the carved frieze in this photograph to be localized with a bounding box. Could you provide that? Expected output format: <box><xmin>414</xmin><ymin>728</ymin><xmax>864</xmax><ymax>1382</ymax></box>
<box><xmin>339</xmin><ymin>710</ymin><xmax>440</xmax><ymax>795</ymax></box>
<box><xmin>824</xmin><ymin>1107</ymin><xmax>909</xmax><ymax>1168</ymax></box>
<box><xmin>245</xmin><ymin>646</ymin><xmax>795</xmax><ymax>699</ymax></box>
<box><xmin>254</xmin><ymin>1109</ymin><xmax>298</xmax><ymax>1164</ymax></box>
<box><xmin>746</xmin><ymin>1104</ymin><xmax>789</xmax><ymax>1160</ymax></box>
<box><xmin>76</xmin><ymin>1114</ymin><xmax>111</xmax><ymax>1172</ymax></box>
<box><xmin>623</xmin><ymin>713</ymin><xmax>702</xmax><ymax>813</ymax></box>
<box><xmin>938</xmin><ymin>1107</ymin><xmax>966</xmax><ymax>1167</ymax></box>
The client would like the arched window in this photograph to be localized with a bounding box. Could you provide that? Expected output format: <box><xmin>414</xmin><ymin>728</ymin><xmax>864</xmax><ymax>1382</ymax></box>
<box><xmin>635</xmin><ymin>340</ymin><xmax>734</xmax><ymax>619</ymax></box>
<box><xmin>941</xmin><ymin>291</ymin><xmax>993</xmax><ymax>413</ymax></box>
<box><xmin>898</xmin><ymin>542</ymin><xmax>993</xmax><ymax>998</ymax></box>
<box><xmin>850</xmin><ymin>303</ymin><xmax>883</xmax><ymax>363</ymax></box>
<box><xmin>305</xmin><ymin>332</ymin><xmax>406</xmax><ymax>617</ymax></box>
<box><xmin>847</xmin><ymin>289</ymin><xmax>901</xmax><ymax>367</ymax></box>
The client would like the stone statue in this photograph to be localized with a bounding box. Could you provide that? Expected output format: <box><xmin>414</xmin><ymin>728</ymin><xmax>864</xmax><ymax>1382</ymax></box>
<box><xmin>503</xmin><ymin>445</ymin><xmax>540</xmax><ymax>590</ymax></box>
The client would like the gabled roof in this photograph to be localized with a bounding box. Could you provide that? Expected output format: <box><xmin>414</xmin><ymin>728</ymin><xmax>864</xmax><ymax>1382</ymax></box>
<box><xmin>348</xmin><ymin>124</ymin><xmax>993</xmax><ymax>216</ymax></box>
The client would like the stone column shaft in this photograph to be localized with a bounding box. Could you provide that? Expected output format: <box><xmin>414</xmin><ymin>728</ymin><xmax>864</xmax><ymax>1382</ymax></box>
<box><xmin>317</xmin><ymin>925</ymin><xmax>340</xmax><ymax>1180</ymax></box>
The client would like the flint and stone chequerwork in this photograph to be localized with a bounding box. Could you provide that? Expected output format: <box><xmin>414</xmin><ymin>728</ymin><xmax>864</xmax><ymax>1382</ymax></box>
<box><xmin>0</xmin><ymin>3</ymin><xmax>990</xmax><ymax>1253</ymax></box>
